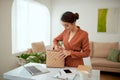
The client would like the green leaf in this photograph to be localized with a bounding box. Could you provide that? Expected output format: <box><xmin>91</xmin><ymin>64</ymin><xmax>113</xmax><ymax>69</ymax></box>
<box><xmin>17</xmin><ymin>51</ymin><xmax>46</xmax><ymax>63</ymax></box>
<box><xmin>20</xmin><ymin>53</ymin><xmax>30</xmax><ymax>59</ymax></box>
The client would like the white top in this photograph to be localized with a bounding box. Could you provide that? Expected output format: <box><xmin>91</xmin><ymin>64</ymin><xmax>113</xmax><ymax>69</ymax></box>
<box><xmin>3</xmin><ymin>63</ymin><xmax>100</xmax><ymax>80</ymax></box>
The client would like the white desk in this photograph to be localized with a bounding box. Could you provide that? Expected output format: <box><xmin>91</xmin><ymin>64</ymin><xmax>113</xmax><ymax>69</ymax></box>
<box><xmin>3</xmin><ymin>63</ymin><xmax>100</xmax><ymax>80</ymax></box>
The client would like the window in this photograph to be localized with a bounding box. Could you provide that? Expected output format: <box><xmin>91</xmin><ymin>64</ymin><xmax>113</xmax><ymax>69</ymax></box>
<box><xmin>12</xmin><ymin>0</ymin><xmax>50</xmax><ymax>53</ymax></box>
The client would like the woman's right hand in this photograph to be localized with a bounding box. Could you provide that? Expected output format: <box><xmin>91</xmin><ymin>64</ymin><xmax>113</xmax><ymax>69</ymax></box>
<box><xmin>54</xmin><ymin>45</ymin><xmax>63</xmax><ymax>51</ymax></box>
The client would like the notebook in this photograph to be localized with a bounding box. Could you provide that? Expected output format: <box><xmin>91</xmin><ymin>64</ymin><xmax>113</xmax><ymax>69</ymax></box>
<box><xmin>16</xmin><ymin>58</ymin><xmax>49</xmax><ymax>76</ymax></box>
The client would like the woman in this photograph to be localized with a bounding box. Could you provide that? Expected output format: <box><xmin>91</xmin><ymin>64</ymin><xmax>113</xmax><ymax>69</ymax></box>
<box><xmin>53</xmin><ymin>11</ymin><xmax>90</xmax><ymax>67</ymax></box>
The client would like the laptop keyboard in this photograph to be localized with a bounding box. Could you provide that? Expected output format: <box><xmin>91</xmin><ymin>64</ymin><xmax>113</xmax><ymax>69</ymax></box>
<box><xmin>25</xmin><ymin>66</ymin><xmax>42</xmax><ymax>75</ymax></box>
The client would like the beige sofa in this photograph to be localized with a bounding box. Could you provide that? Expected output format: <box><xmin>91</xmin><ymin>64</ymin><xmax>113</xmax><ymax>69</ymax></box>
<box><xmin>90</xmin><ymin>41</ymin><xmax>120</xmax><ymax>73</ymax></box>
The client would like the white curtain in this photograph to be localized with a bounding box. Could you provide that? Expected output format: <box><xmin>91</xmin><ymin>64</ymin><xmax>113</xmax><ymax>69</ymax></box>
<box><xmin>12</xmin><ymin>0</ymin><xmax>50</xmax><ymax>53</ymax></box>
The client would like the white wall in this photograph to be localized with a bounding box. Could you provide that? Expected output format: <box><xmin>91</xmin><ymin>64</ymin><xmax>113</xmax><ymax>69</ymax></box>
<box><xmin>36</xmin><ymin>0</ymin><xmax>52</xmax><ymax>12</ymax></box>
<box><xmin>0</xmin><ymin>0</ymin><xmax>19</xmax><ymax>76</ymax></box>
<box><xmin>51</xmin><ymin>0</ymin><xmax>120</xmax><ymax>43</ymax></box>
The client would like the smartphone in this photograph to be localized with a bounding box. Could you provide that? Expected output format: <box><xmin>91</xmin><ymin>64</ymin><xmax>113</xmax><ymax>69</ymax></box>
<box><xmin>64</xmin><ymin>69</ymin><xmax>72</xmax><ymax>73</ymax></box>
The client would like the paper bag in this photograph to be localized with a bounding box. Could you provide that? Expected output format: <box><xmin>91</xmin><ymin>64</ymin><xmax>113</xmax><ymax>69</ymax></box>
<box><xmin>46</xmin><ymin>50</ymin><xmax>65</xmax><ymax>68</ymax></box>
<box><xmin>77</xmin><ymin>65</ymin><xmax>92</xmax><ymax>78</ymax></box>
<box><xmin>77</xmin><ymin>65</ymin><xmax>91</xmax><ymax>73</ymax></box>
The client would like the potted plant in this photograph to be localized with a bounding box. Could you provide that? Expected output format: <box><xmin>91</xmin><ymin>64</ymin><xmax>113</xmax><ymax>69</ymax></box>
<box><xmin>17</xmin><ymin>51</ymin><xmax>46</xmax><ymax>64</ymax></box>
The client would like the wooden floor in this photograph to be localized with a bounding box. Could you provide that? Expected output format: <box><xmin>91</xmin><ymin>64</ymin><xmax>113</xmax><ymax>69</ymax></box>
<box><xmin>100</xmin><ymin>71</ymin><xmax>120</xmax><ymax>80</ymax></box>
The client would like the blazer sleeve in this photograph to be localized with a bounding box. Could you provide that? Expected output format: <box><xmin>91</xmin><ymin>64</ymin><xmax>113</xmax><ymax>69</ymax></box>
<box><xmin>71</xmin><ymin>33</ymin><xmax>90</xmax><ymax>58</ymax></box>
<box><xmin>53</xmin><ymin>30</ymin><xmax>65</xmax><ymax>46</ymax></box>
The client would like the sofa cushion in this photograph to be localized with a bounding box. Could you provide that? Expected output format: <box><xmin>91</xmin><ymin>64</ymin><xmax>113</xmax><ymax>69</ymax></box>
<box><xmin>93</xmin><ymin>42</ymin><xmax>119</xmax><ymax>58</ymax></box>
<box><xmin>31</xmin><ymin>41</ymin><xmax>46</xmax><ymax>53</ymax></box>
<box><xmin>91</xmin><ymin>58</ymin><xmax>120</xmax><ymax>68</ymax></box>
<box><xmin>107</xmin><ymin>49</ymin><xmax>120</xmax><ymax>62</ymax></box>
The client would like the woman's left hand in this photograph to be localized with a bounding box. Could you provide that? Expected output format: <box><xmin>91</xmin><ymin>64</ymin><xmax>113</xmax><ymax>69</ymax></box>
<box><xmin>58</xmin><ymin>49</ymin><xmax>71</xmax><ymax>58</ymax></box>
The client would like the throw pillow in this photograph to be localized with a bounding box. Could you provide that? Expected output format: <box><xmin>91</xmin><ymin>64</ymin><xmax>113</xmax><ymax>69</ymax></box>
<box><xmin>119</xmin><ymin>55</ymin><xmax>120</xmax><ymax>62</ymax></box>
<box><xmin>107</xmin><ymin>49</ymin><xmax>120</xmax><ymax>62</ymax></box>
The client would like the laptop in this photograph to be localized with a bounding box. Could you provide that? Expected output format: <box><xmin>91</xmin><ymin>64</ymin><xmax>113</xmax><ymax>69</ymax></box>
<box><xmin>16</xmin><ymin>58</ymin><xmax>49</xmax><ymax>76</ymax></box>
